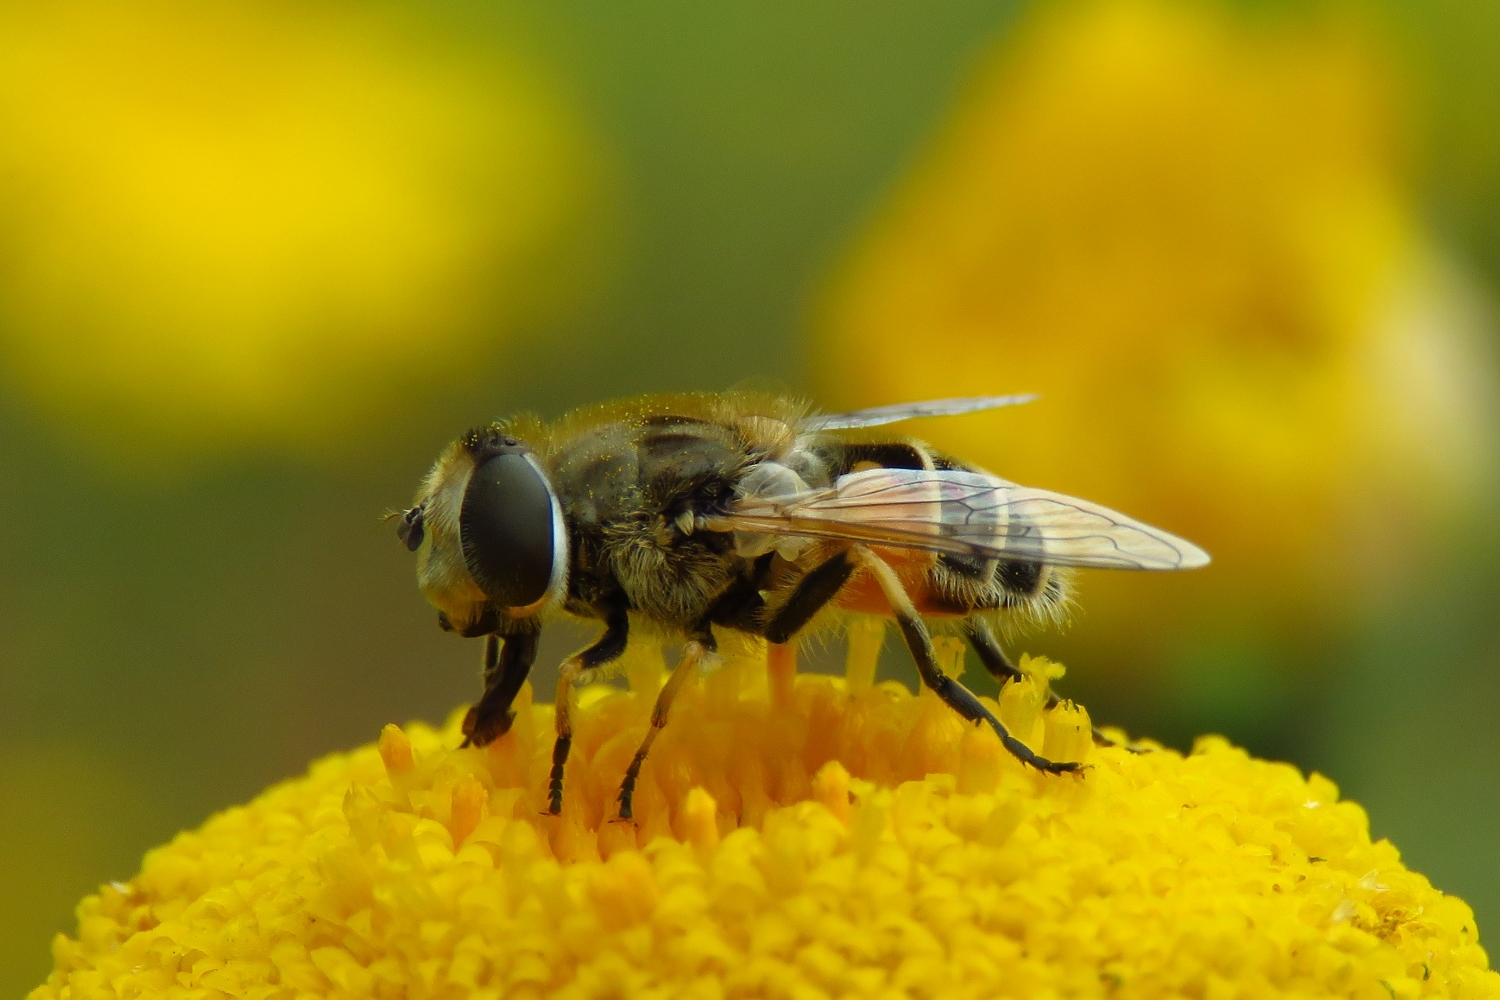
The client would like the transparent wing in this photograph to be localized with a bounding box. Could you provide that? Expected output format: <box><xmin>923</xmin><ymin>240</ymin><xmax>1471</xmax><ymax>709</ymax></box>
<box><xmin>710</xmin><ymin>468</ymin><xmax>1210</xmax><ymax>571</ymax></box>
<box><xmin>805</xmin><ymin>394</ymin><xmax>1038</xmax><ymax>431</ymax></box>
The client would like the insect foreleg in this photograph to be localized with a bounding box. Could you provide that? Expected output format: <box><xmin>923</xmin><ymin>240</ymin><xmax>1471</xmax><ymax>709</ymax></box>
<box><xmin>461</xmin><ymin>630</ymin><xmax>540</xmax><ymax>748</ymax></box>
<box><xmin>851</xmin><ymin>545</ymin><xmax>1081</xmax><ymax>776</ymax></box>
<box><xmin>548</xmin><ymin>602</ymin><xmax>631</xmax><ymax>815</ymax></box>
<box><xmin>616</xmin><ymin>632</ymin><xmax>717</xmax><ymax>821</ymax></box>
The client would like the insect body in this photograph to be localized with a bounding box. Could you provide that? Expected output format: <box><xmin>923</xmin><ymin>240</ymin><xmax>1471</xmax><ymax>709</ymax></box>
<box><xmin>398</xmin><ymin>392</ymin><xmax>1208</xmax><ymax>818</ymax></box>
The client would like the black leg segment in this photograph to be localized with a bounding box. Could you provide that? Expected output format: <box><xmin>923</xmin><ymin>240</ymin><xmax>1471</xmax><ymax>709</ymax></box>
<box><xmin>461</xmin><ymin>630</ymin><xmax>540</xmax><ymax>748</ymax></box>
<box><xmin>702</xmin><ymin>555</ymin><xmax>773</xmax><ymax>633</ymax></box>
<box><xmin>962</xmin><ymin>617</ymin><xmax>1024</xmax><ymax>685</ymax></box>
<box><xmin>617</xmin><ymin>630</ymin><xmax>717</xmax><ymax>821</ymax></box>
<box><xmin>961</xmin><ymin>614</ymin><xmax>1137</xmax><ymax>751</ymax></box>
<box><xmin>854</xmin><ymin>546</ymin><xmax>1080</xmax><ymax>776</ymax></box>
<box><xmin>764</xmin><ymin>549</ymin><xmax>854</xmax><ymax>644</ymax></box>
<box><xmin>547</xmin><ymin>601</ymin><xmax>632</xmax><ymax>814</ymax></box>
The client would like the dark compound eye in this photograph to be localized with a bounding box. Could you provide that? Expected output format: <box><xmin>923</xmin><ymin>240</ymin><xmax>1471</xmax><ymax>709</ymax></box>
<box><xmin>397</xmin><ymin>506</ymin><xmax>425</xmax><ymax>552</ymax></box>
<box><xmin>459</xmin><ymin>453</ymin><xmax>556</xmax><ymax>608</ymax></box>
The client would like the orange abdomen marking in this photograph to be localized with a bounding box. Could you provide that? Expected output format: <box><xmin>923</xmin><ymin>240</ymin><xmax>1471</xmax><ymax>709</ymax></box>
<box><xmin>834</xmin><ymin>548</ymin><xmax>964</xmax><ymax>618</ymax></box>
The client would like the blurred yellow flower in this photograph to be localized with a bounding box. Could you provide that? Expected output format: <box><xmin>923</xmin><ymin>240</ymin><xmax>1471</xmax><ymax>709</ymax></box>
<box><xmin>0</xmin><ymin>0</ymin><xmax>602</xmax><ymax>459</ymax></box>
<box><xmin>31</xmin><ymin>630</ymin><xmax>1499</xmax><ymax>999</ymax></box>
<box><xmin>813</xmin><ymin>0</ymin><xmax>1496</xmax><ymax>651</ymax></box>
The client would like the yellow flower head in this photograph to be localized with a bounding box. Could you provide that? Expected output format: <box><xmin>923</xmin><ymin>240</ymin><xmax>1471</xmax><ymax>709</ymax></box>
<box><xmin>813</xmin><ymin>0</ymin><xmax>1495</xmax><ymax>647</ymax></box>
<box><xmin>33</xmin><ymin>628</ymin><xmax>1498</xmax><ymax>999</ymax></box>
<box><xmin>0</xmin><ymin>0</ymin><xmax>600</xmax><ymax>460</ymax></box>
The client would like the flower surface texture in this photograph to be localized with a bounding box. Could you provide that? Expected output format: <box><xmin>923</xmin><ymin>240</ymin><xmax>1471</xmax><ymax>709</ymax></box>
<box><xmin>33</xmin><ymin>627</ymin><xmax>1498</xmax><ymax>1000</ymax></box>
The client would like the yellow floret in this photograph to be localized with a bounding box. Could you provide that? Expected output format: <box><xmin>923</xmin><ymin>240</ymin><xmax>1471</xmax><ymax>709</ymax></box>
<box><xmin>31</xmin><ymin>623</ymin><xmax>1499</xmax><ymax>1000</ymax></box>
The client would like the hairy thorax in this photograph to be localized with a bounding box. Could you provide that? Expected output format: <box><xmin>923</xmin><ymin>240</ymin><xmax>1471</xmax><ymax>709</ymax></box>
<box><xmin>542</xmin><ymin>416</ymin><xmax>752</xmax><ymax>628</ymax></box>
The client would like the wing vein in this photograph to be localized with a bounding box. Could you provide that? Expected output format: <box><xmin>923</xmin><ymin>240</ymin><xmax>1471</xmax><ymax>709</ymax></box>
<box><xmin>718</xmin><ymin>467</ymin><xmax>1209</xmax><ymax>571</ymax></box>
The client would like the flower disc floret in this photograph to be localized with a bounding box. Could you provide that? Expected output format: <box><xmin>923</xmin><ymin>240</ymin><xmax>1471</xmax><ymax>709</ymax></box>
<box><xmin>31</xmin><ymin>631</ymin><xmax>1498</xmax><ymax>1000</ymax></box>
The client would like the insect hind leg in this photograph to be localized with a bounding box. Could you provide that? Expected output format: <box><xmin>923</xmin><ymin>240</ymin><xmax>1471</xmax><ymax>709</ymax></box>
<box><xmin>851</xmin><ymin>545</ymin><xmax>1081</xmax><ymax>776</ymax></box>
<box><xmin>961</xmin><ymin>615</ymin><xmax>1144</xmax><ymax>753</ymax></box>
<box><xmin>960</xmin><ymin>616</ymin><xmax>1024</xmax><ymax>685</ymax></box>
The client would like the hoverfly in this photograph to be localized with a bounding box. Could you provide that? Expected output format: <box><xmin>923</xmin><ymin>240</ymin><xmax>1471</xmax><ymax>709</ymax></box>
<box><xmin>397</xmin><ymin>392</ymin><xmax>1207</xmax><ymax>819</ymax></box>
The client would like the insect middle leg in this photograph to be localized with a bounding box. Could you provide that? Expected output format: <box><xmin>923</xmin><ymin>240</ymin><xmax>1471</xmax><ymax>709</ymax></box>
<box><xmin>852</xmin><ymin>545</ymin><xmax>1081</xmax><ymax>775</ymax></box>
<box><xmin>548</xmin><ymin>603</ymin><xmax>631</xmax><ymax>815</ymax></box>
<box><xmin>462</xmin><ymin>630</ymin><xmax>540</xmax><ymax>748</ymax></box>
<box><xmin>616</xmin><ymin>632</ymin><xmax>717</xmax><ymax>821</ymax></box>
<box><xmin>962</xmin><ymin>616</ymin><xmax>1135</xmax><ymax>751</ymax></box>
<box><xmin>762</xmin><ymin>549</ymin><xmax>854</xmax><ymax>643</ymax></box>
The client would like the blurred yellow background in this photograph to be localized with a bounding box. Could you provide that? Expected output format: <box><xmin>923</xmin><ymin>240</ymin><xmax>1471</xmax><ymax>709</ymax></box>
<box><xmin>2</xmin><ymin>0</ymin><xmax>1498</xmax><ymax>992</ymax></box>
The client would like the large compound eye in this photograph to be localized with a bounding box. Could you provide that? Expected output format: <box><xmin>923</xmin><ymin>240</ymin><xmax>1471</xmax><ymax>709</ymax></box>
<box><xmin>459</xmin><ymin>453</ymin><xmax>557</xmax><ymax>608</ymax></box>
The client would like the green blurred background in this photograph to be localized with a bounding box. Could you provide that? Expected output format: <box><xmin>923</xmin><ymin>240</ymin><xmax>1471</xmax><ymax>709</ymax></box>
<box><xmin>2</xmin><ymin>0</ymin><xmax>1498</xmax><ymax>992</ymax></box>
